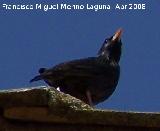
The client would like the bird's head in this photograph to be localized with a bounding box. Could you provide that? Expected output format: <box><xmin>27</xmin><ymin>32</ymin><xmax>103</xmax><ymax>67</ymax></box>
<box><xmin>98</xmin><ymin>28</ymin><xmax>123</xmax><ymax>63</ymax></box>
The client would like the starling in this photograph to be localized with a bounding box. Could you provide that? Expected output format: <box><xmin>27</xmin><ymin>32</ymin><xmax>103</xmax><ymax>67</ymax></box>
<box><xmin>30</xmin><ymin>29</ymin><xmax>123</xmax><ymax>106</ymax></box>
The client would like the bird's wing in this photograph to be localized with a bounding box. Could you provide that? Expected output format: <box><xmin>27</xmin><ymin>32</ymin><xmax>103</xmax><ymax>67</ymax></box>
<box><xmin>30</xmin><ymin>57</ymin><xmax>99</xmax><ymax>83</ymax></box>
<box><xmin>54</xmin><ymin>57</ymin><xmax>97</xmax><ymax>70</ymax></box>
<box><xmin>30</xmin><ymin>56</ymin><xmax>118</xmax><ymax>84</ymax></box>
<box><xmin>44</xmin><ymin>57</ymin><xmax>111</xmax><ymax>78</ymax></box>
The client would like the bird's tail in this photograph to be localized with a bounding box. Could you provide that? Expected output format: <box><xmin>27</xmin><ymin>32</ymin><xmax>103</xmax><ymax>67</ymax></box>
<box><xmin>30</xmin><ymin>75</ymin><xmax>42</xmax><ymax>83</ymax></box>
<box><xmin>39</xmin><ymin>68</ymin><xmax>46</xmax><ymax>74</ymax></box>
<box><xmin>30</xmin><ymin>68</ymin><xmax>47</xmax><ymax>83</ymax></box>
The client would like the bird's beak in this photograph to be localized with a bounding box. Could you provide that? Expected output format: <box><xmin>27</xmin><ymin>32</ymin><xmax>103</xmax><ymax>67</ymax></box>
<box><xmin>112</xmin><ymin>28</ymin><xmax>123</xmax><ymax>42</ymax></box>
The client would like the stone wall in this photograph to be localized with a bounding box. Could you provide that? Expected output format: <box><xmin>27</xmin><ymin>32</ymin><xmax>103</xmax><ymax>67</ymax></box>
<box><xmin>0</xmin><ymin>87</ymin><xmax>160</xmax><ymax>131</ymax></box>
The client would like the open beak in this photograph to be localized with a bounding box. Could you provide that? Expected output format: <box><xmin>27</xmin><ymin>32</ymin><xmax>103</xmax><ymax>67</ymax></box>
<box><xmin>112</xmin><ymin>28</ymin><xmax>123</xmax><ymax>42</ymax></box>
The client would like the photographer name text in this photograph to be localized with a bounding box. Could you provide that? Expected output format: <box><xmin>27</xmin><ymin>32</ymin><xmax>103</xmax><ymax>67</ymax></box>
<box><xmin>1</xmin><ymin>3</ymin><xmax>146</xmax><ymax>12</ymax></box>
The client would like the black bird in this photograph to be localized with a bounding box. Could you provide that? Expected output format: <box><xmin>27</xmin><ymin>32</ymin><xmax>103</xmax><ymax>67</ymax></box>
<box><xmin>30</xmin><ymin>29</ymin><xmax>123</xmax><ymax>106</ymax></box>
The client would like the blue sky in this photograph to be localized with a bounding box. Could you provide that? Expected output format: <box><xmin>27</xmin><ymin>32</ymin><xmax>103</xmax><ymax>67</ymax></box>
<box><xmin>0</xmin><ymin>0</ymin><xmax>160</xmax><ymax>111</ymax></box>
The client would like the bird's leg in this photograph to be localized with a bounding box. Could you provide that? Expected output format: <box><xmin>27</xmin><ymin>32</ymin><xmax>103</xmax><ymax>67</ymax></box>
<box><xmin>86</xmin><ymin>90</ymin><xmax>93</xmax><ymax>106</ymax></box>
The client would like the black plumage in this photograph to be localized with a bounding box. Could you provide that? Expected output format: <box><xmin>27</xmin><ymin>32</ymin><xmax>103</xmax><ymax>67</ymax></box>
<box><xmin>30</xmin><ymin>29</ymin><xmax>123</xmax><ymax>106</ymax></box>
